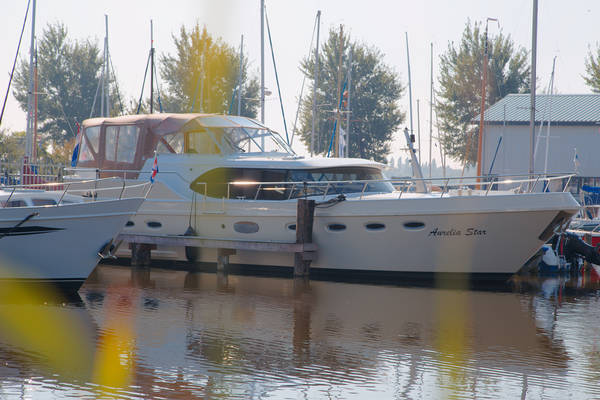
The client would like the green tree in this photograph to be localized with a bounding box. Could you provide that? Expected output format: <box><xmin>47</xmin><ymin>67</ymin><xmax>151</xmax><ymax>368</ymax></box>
<box><xmin>13</xmin><ymin>22</ymin><xmax>106</xmax><ymax>146</ymax></box>
<box><xmin>436</xmin><ymin>21</ymin><xmax>529</xmax><ymax>165</ymax></box>
<box><xmin>584</xmin><ymin>45</ymin><xmax>600</xmax><ymax>92</ymax></box>
<box><xmin>298</xmin><ymin>26</ymin><xmax>404</xmax><ymax>162</ymax></box>
<box><xmin>160</xmin><ymin>24</ymin><xmax>259</xmax><ymax>117</ymax></box>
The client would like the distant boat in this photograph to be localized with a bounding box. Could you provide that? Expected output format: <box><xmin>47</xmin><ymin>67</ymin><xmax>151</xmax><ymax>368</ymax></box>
<box><xmin>67</xmin><ymin>113</ymin><xmax>580</xmax><ymax>280</ymax></box>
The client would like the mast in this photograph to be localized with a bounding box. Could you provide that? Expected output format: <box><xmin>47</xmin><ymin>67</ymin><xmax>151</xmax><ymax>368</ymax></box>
<box><xmin>477</xmin><ymin>18</ymin><xmax>497</xmax><ymax>178</ymax></box>
<box><xmin>100</xmin><ymin>15</ymin><xmax>110</xmax><ymax>117</ymax></box>
<box><xmin>405</xmin><ymin>33</ymin><xmax>414</xmax><ymax>144</ymax></box>
<box><xmin>416</xmin><ymin>99</ymin><xmax>421</xmax><ymax>163</ymax></box>
<box><xmin>311</xmin><ymin>10</ymin><xmax>321</xmax><ymax>156</ymax></box>
<box><xmin>150</xmin><ymin>20</ymin><xmax>154</xmax><ymax>113</ymax></box>
<box><xmin>345</xmin><ymin>47</ymin><xmax>352</xmax><ymax>158</ymax></box>
<box><xmin>260</xmin><ymin>0</ymin><xmax>265</xmax><ymax>123</ymax></box>
<box><xmin>529</xmin><ymin>0</ymin><xmax>538</xmax><ymax>179</ymax></box>
<box><xmin>33</xmin><ymin>42</ymin><xmax>38</xmax><ymax>162</ymax></box>
<box><xmin>25</xmin><ymin>0</ymin><xmax>36</xmax><ymax>161</ymax></box>
<box><xmin>429</xmin><ymin>42</ymin><xmax>433</xmax><ymax>178</ymax></box>
<box><xmin>334</xmin><ymin>25</ymin><xmax>343</xmax><ymax>157</ymax></box>
<box><xmin>237</xmin><ymin>34</ymin><xmax>244</xmax><ymax>115</ymax></box>
<box><xmin>105</xmin><ymin>15</ymin><xmax>110</xmax><ymax>116</ymax></box>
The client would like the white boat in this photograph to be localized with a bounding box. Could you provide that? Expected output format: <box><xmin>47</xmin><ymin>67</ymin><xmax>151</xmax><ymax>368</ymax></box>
<box><xmin>68</xmin><ymin>113</ymin><xmax>580</xmax><ymax>279</ymax></box>
<box><xmin>0</xmin><ymin>186</ymin><xmax>144</xmax><ymax>285</ymax></box>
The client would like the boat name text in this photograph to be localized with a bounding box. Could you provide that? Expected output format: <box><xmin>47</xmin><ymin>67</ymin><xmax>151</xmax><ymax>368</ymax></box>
<box><xmin>428</xmin><ymin>227</ymin><xmax>487</xmax><ymax>237</ymax></box>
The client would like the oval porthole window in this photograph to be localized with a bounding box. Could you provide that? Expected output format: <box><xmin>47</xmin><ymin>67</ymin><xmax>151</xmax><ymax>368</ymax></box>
<box><xmin>403</xmin><ymin>221</ymin><xmax>425</xmax><ymax>230</ymax></box>
<box><xmin>287</xmin><ymin>224</ymin><xmax>297</xmax><ymax>231</ymax></box>
<box><xmin>125</xmin><ymin>221</ymin><xmax>135</xmax><ymax>227</ymax></box>
<box><xmin>327</xmin><ymin>223</ymin><xmax>347</xmax><ymax>232</ymax></box>
<box><xmin>365</xmin><ymin>223</ymin><xmax>386</xmax><ymax>231</ymax></box>
<box><xmin>234</xmin><ymin>221</ymin><xmax>260</xmax><ymax>234</ymax></box>
<box><xmin>147</xmin><ymin>221</ymin><xmax>162</xmax><ymax>229</ymax></box>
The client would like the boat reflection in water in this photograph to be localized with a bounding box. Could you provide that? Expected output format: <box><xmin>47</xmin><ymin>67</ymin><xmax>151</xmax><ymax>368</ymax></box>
<box><xmin>1</xmin><ymin>265</ymin><xmax>600</xmax><ymax>398</ymax></box>
<box><xmin>79</xmin><ymin>266</ymin><xmax>600</xmax><ymax>398</ymax></box>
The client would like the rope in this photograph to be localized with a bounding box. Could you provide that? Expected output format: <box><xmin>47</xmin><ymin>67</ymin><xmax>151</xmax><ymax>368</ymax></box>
<box><xmin>0</xmin><ymin>0</ymin><xmax>31</xmax><ymax>128</ymax></box>
<box><xmin>136</xmin><ymin>51</ymin><xmax>151</xmax><ymax>114</ymax></box>
<box><xmin>264</xmin><ymin>4</ymin><xmax>290</xmax><ymax>145</ymax></box>
<box><xmin>290</xmin><ymin>12</ymin><xmax>319</xmax><ymax>147</ymax></box>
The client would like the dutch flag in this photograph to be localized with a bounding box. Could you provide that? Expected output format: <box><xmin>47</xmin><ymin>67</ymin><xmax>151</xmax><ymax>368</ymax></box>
<box><xmin>150</xmin><ymin>153</ymin><xmax>158</xmax><ymax>183</ymax></box>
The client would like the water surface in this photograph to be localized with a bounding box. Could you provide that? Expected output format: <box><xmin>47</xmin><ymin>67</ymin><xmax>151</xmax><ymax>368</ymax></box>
<box><xmin>1</xmin><ymin>265</ymin><xmax>600</xmax><ymax>399</ymax></box>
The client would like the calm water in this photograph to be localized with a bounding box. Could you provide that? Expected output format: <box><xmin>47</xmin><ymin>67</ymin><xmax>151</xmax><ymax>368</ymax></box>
<box><xmin>1</xmin><ymin>265</ymin><xmax>600</xmax><ymax>399</ymax></box>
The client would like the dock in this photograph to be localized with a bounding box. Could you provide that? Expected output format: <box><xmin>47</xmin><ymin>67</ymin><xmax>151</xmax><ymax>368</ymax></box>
<box><xmin>119</xmin><ymin>199</ymin><xmax>317</xmax><ymax>276</ymax></box>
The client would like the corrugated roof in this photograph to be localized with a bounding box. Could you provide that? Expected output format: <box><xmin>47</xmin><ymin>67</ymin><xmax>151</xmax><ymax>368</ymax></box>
<box><xmin>483</xmin><ymin>94</ymin><xmax>600</xmax><ymax>125</ymax></box>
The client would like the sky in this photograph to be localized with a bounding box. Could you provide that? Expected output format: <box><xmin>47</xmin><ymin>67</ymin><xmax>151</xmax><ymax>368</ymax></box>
<box><xmin>0</xmin><ymin>0</ymin><xmax>598</xmax><ymax>166</ymax></box>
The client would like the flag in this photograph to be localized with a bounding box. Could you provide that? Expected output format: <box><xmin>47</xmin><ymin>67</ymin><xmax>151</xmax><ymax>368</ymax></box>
<box><xmin>70</xmin><ymin>122</ymin><xmax>82</xmax><ymax>168</ymax></box>
<box><xmin>150</xmin><ymin>153</ymin><xmax>158</xmax><ymax>183</ymax></box>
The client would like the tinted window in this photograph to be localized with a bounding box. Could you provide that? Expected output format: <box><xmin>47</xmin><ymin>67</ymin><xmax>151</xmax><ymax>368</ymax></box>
<box><xmin>32</xmin><ymin>198</ymin><xmax>56</xmax><ymax>206</ymax></box>
<box><xmin>190</xmin><ymin>167</ymin><xmax>392</xmax><ymax>200</ymax></box>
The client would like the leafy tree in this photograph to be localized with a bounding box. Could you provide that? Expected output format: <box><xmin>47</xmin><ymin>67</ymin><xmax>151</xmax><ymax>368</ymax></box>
<box><xmin>436</xmin><ymin>21</ymin><xmax>529</xmax><ymax>165</ymax></box>
<box><xmin>160</xmin><ymin>24</ymin><xmax>259</xmax><ymax>117</ymax></box>
<box><xmin>584</xmin><ymin>45</ymin><xmax>600</xmax><ymax>92</ymax></box>
<box><xmin>13</xmin><ymin>22</ymin><xmax>107</xmax><ymax>147</ymax></box>
<box><xmin>297</xmin><ymin>27</ymin><xmax>404</xmax><ymax>162</ymax></box>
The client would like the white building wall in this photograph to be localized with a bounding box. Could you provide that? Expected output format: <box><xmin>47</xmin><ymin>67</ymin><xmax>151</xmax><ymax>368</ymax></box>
<box><xmin>482</xmin><ymin>124</ymin><xmax>600</xmax><ymax>177</ymax></box>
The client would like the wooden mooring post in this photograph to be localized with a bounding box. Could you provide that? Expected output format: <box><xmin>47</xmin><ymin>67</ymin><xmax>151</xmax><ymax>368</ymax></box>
<box><xmin>130</xmin><ymin>243</ymin><xmax>156</xmax><ymax>267</ymax></box>
<box><xmin>294</xmin><ymin>199</ymin><xmax>316</xmax><ymax>276</ymax></box>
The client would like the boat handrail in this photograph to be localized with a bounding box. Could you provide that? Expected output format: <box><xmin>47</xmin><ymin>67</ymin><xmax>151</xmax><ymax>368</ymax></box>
<box><xmin>0</xmin><ymin>178</ymin><xmax>152</xmax><ymax>207</ymax></box>
<box><xmin>186</xmin><ymin>173</ymin><xmax>575</xmax><ymax>205</ymax></box>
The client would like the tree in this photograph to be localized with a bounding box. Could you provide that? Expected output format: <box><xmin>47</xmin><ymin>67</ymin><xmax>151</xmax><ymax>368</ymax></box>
<box><xmin>13</xmin><ymin>22</ymin><xmax>106</xmax><ymax>147</ymax></box>
<box><xmin>436</xmin><ymin>21</ymin><xmax>529</xmax><ymax>165</ymax></box>
<box><xmin>584</xmin><ymin>45</ymin><xmax>600</xmax><ymax>92</ymax></box>
<box><xmin>160</xmin><ymin>24</ymin><xmax>259</xmax><ymax>117</ymax></box>
<box><xmin>297</xmin><ymin>26</ymin><xmax>404</xmax><ymax>162</ymax></box>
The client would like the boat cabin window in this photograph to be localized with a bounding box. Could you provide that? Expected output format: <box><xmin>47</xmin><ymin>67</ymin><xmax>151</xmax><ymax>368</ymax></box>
<box><xmin>32</xmin><ymin>198</ymin><xmax>57</xmax><ymax>206</ymax></box>
<box><xmin>79</xmin><ymin>126</ymin><xmax>100</xmax><ymax>162</ymax></box>
<box><xmin>4</xmin><ymin>200</ymin><xmax>27</xmax><ymax>207</ymax></box>
<box><xmin>190</xmin><ymin>167</ymin><xmax>393</xmax><ymax>200</ymax></box>
<box><xmin>105</xmin><ymin>125</ymin><xmax>140</xmax><ymax>162</ymax></box>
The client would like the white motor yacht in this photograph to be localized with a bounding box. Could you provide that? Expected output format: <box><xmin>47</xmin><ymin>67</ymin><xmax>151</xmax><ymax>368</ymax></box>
<box><xmin>68</xmin><ymin>113</ymin><xmax>580</xmax><ymax>279</ymax></box>
<box><xmin>0</xmin><ymin>185</ymin><xmax>144</xmax><ymax>285</ymax></box>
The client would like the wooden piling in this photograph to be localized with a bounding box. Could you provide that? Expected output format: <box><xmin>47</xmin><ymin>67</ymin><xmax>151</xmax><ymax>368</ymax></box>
<box><xmin>294</xmin><ymin>199</ymin><xmax>316</xmax><ymax>276</ymax></box>
<box><xmin>217</xmin><ymin>248</ymin><xmax>236</xmax><ymax>271</ymax></box>
<box><xmin>130</xmin><ymin>243</ymin><xmax>155</xmax><ymax>266</ymax></box>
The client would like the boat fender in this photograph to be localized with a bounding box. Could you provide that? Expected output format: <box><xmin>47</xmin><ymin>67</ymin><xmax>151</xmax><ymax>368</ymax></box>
<box><xmin>184</xmin><ymin>226</ymin><xmax>199</xmax><ymax>262</ymax></box>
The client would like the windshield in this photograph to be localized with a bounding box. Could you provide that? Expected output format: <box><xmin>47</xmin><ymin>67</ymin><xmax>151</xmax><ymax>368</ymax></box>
<box><xmin>156</xmin><ymin>115</ymin><xmax>294</xmax><ymax>156</ymax></box>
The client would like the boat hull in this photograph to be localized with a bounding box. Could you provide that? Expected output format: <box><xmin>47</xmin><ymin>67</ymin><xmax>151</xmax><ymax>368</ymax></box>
<box><xmin>0</xmin><ymin>198</ymin><xmax>144</xmax><ymax>282</ymax></box>
<box><xmin>119</xmin><ymin>191</ymin><xmax>579</xmax><ymax>276</ymax></box>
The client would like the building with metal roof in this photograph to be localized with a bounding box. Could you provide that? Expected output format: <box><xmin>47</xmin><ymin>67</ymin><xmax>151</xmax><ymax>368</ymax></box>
<box><xmin>481</xmin><ymin>94</ymin><xmax>600</xmax><ymax>190</ymax></box>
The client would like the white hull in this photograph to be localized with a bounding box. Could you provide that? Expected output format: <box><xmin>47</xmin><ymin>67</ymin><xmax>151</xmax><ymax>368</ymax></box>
<box><xmin>119</xmin><ymin>190</ymin><xmax>578</xmax><ymax>276</ymax></box>
<box><xmin>0</xmin><ymin>198</ymin><xmax>144</xmax><ymax>281</ymax></box>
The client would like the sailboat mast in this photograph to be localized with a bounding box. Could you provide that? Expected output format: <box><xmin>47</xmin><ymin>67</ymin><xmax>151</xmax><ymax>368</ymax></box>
<box><xmin>405</xmin><ymin>32</ymin><xmax>414</xmax><ymax>143</ymax></box>
<box><xmin>529</xmin><ymin>0</ymin><xmax>538</xmax><ymax>178</ymax></box>
<box><xmin>150</xmin><ymin>20</ymin><xmax>154</xmax><ymax>114</ymax></box>
<box><xmin>311</xmin><ymin>10</ymin><xmax>321</xmax><ymax>156</ymax></box>
<box><xmin>237</xmin><ymin>35</ymin><xmax>243</xmax><ymax>115</ymax></box>
<box><xmin>429</xmin><ymin>43</ymin><xmax>433</xmax><ymax>178</ymax></box>
<box><xmin>25</xmin><ymin>0</ymin><xmax>36</xmax><ymax>161</ymax></box>
<box><xmin>33</xmin><ymin>44</ymin><xmax>38</xmax><ymax>162</ymax></box>
<box><xmin>334</xmin><ymin>25</ymin><xmax>343</xmax><ymax>157</ymax></box>
<box><xmin>105</xmin><ymin>15</ymin><xmax>110</xmax><ymax>116</ymax></box>
<box><xmin>260</xmin><ymin>0</ymin><xmax>265</xmax><ymax>123</ymax></box>
<box><xmin>345</xmin><ymin>47</ymin><xmax>352</xmax><ymax>158</ymax></box>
